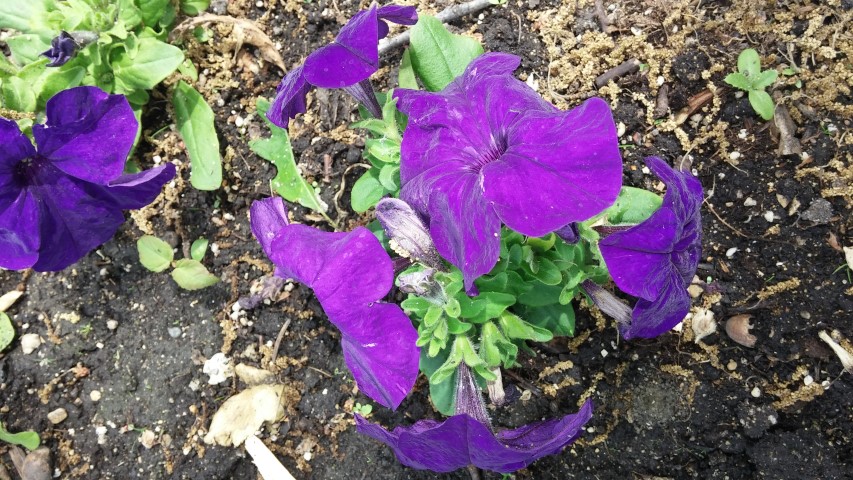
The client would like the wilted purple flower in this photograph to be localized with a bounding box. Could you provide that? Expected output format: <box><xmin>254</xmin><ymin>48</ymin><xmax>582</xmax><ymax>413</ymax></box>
<box><xmin>268</xmin><ymin>3</ymin><xmax>417</xmax><ymax>127</ymax></box>
<box><xmin>250</xmin><ymin>197</ymin><xmax>419</xmax><ymax>409</ymax></box>
<box><xmin>356</xmin><ymin>363</ymin><xmax>593</xmax><ymax>473</ymax></box>
<box><xmin>375</xmin><ymin>198</ymin><xmax>443</xmax><ymax>269</ymax></box>
<box><xmin>596</xmin><ymin>156</ymin><xmax>703</xmax><ymax>339</ymax></box>
<box><xmin>41</xmin><ymin>31</ymin><xmax>98</xmax><ymax>67</ymax></box>
<box><xmin>0</xmin><ymin>86</ymin><xmax>175</xmax><ymax>272</ymax></box>
<box><xmin>395</xmin><ymin>53</ymin><xmax>623</xmax><ymax>293</ymax></box>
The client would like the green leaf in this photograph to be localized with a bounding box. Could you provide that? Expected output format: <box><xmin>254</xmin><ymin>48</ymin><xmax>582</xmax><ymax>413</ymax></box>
<box><xmin>1</xmin><ymin>77</ymin><xmax>36</xmax><ymax>112</ymax></box>
<box><xmin>180</xmin><ymin>0</ymin><xmax>209</xmax><ymax>15</ymax></box>
<box><xmin>408</xmin><ymin>15</ymin><xmax>484</xmax><ymax>91</ymax></box>
<box><xmin>178</xmin><ymin>58</ymin><xmax>199</xmax><ymax>81</ymax></box>
<box><xmin>137</xmin><ymin>235</ymin><xmax>173</xmax><ymax>272</ymax></box>
<box><xmin>0</xmin><ymin>0</ymin><xmax>53</xmax><ymax>34</ymax></box>
<box><xmin>480</xmin><ymin>321</ymin><xmax>517</xmax><ymax>367</ymax></box>
<box><xmin>751</xmin><ymin>69</ymin><xmax>778</xmax><ymax>90</ymax></box>
<box><xmin>420</xmin><ymin>348</ymin><xmax>456</xmax><ymax>415</ymax></box>
<box><xmin>748</xmin><ymin>89</ymin><xmax>775</xmax><ymax>120</ymax></box>
<box><xmin>0</xmin><ymin>54</ymin><xmax>19</xmax><ymax>77</ymax></box>
<box><xmin>113</xmin><ymin>37</ymin><xmax>184</xmax><ymax>91</ymax></box>
<box><xmin>466</xmin><ymin>292</ymin><xmax>516</xmax><ymax>324</ymax></box>
<box><xmin>723</xmin><ymin>72</ymin><xmax>751</xmax><ymax>92</ymax></box>
<box><xmin>531</xmin><ymin>257</ymin><xmax>562</xmax><ymax>285</ymax></box>
<box><xmin>35</xmin><ymin>66</ymin><xmax>85</xmax><ymax>108</ymax></box>
<box><xmin>6</xmin><ymin>35</ymin><xmax>51</xmax><ymax>66</ymax></box>
<box><xmin>398</xmin><ymin>48</ymin><xmax>418</xmax><ymax>89</ymax></box>
<box><xmin>0</xmin><ymin>423</ymin><xmax>40</xmax><ymax>451</ymax></box>
<box><xmin>251</xmin><ymin>99</ymin><xmax>330</xmax><ymax>212</ymax></box>
<box><xmin>171</xmin><ymin>259</ymin><xmax>218</xmax><ymax>290</ymax></box>
<box><xmin>737</xmin><ymin>48</ymin><xmax>761</xmax><ymax>77</ymax></box>
<box><xmin>350</xmin><ymin>169</ymin><xmax>387</xmax><ymax>213</ymax></box>
<box><xmin>499</xmin><ymin>312</ymin><xmax>553</xmax><ymax>343</ymax></box>
<box><xmin>137</xmin><ymin>0</ymin><xmax>170</xmax><ymax>26</ymax></box>
<box><xmin>517</xmin><ymin>281</ymin><xmax>562</xmax><ymax>307</ymax></box>
<box><xmin>443</xmin><ymin>297</ymin><xmax>461</xmax><ymax>318</ymax></box>
<box><xmin>521</xmin><ymin>304</ymin><xmax>575</xmax><ymax>337</ymax></box>
<box><xmin>0</xmin><ymin>312</ymin><xmax>14</xmax><ymax>352</ymax></box>
<box><xmin>190</xmin><ymin>238</ymin><xmax>208</xmax><ymax>261</ymax></box>
<box><xmin>377</xmin><ymin>164</ymin><xmax>399</xmax><ymax>192</ymax></box>
<box><xmin>173</xmin><ymin>81</ymin><xmax>222</xmax><ymax>190</ymax></box>
<box><xmin>401</xmin><ymin>296</ymin><xmax>432</xmax><ymax>316</ymax></box>
<box><xmin>604</xmin><ymin>186</ymin><xmax>663</xmax><ymax>224</ymax></box>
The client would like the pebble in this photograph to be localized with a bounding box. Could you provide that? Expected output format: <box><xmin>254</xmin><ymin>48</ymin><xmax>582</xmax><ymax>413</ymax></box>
<box><xmin>799</xmin><ymin>311</ymin><xmax>811</xmax><ymax>320</ymax></box>
<box><xmin>725</xmin><ymin>247</ymin><xmax>739</xmax><ymax>258</ymax></box>
<box><xmin>90</xmin><ymin>390</ymin><xmax>102</xmax><ymax>402</ymax></box>
<box><xmin>727</xmin><ymin>360</ymin><xmax>738</xmax><ymax>371</ymax></box>
<box><xmin>168</xmin><ymin>327</ymin><xmax>182</xmax><ymax>338</ymax></box>
<box><xmin>20</xmin><ymin>334</ymin><xmax>42</xmax><ymax>354</ymax></box>
<box><xmin>729</xmin><ymin>151</ymin><xmax>741</xmax><ymax>161</ymax></box>
<box><xmin>106</xmin><ymin>320</ymin><xmax>118</xmax><ymax>330</ymax></box>
<box><xmin>803</xmin><ymin>375</ymin><xmax>814</xmax><ymax>386</ymax></box>
<box><xmin>763</xmin><ymin>211</ymin><xmax>775</xmax><ymax>223</ymax></box>
<box><xmin>743</xmin><ymin>197</ymin><xmax>757</xmax><ymax>207</ymax></box>
<box><xmin>47</xmin><ymin>408</ymin><xmax>68</xmax><ymax>425</ymax></box>
<box><xmin>751</xmin><ymin>387</ymin><xmax>761</xmax><ymax>398</ymax></box>
<box><xmin>687</xmin><ymin>284</ymin><xmax>704</xmax><ymax>298</ymax></box>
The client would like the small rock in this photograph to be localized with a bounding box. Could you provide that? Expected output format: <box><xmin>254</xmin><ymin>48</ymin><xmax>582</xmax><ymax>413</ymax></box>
<box><xmin>47</xmin><ymin>408</ymin><xmax>68</xmax><ymax>425</ymax></box>
<box><xmin>106</xmin><ymin>320</ymin><xmax>118</xmax><ymax>330</ymax></box>
<box><xmin>800</xmin><ymin>198</ymin><xmax>833</xmax><ymax>224</ymax></box>
<box><xmin>688</xmin><ymin>284</ymin><xmax>704</xmax><ymax>298</ymax></box>
<box><xmin>727</xmin><ymin>360</ymin><xmax>738</xmax><ymax>371</ymax></box>
<box><xmin>20</xmin><ymin>334</ymin><xmax>42</xmax><ymax>354</ymax></box>
<box><xmin>203</xmin><ymin>352</ymin><xmax>234</xmax><ymax>385</ymax></box>
<box><xmin>140</xmin><ymin>430</ymin><xmax>157</xmax><ymax>449</ymax></box>
<box><xmin>167</xmin><ymin>327</ymin><xmax>182</xmax><ymax>338</ymax></box>
<box><xmin>763</xmin><ymin>211</ymin><xmax>775</xmax><ymax>223</ymax></box>
<box><xmin>751</xmin><ymin>386</ymin><xmax>761</xmax><ymax>398</ymax></box>
<box><xmin>89</xmin><ymin>390</ymin><xmax>102</xmax><ymax>402</ymax></box>
<box><xmin>744</xmin><ymin>197</ymin><xmax>757</xmax><ymax>207</ymax></box>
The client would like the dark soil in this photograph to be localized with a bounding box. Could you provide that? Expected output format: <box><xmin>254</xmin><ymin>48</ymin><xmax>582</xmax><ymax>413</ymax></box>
<box><xmin>1</xmin><ymin>1</ymin><xmax>851</xmax><ymax>479</ymax></box>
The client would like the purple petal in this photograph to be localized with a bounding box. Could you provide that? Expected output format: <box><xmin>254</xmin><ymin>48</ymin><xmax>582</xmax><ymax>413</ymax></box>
<box><xmin>0</xmin><ymin>190</ymin><xmax>41</xmax><ymax>270</ymax></box>
<box><xmin>377</xmin><ymin>5</ymin><xmax>418</xmax><ymax>25</ymax></box>
<box><xmin>249</xmin><ymin>197</ymin><xmax>290</xmax><ymax>258</ymax></box>
<box><xmin>41</xmin><ymin>31</ymin><xmax>77</xmax><ymax>67</ymax></box>
<box><xmin>339</xmin><ymin>302</ymin><xmax>420</xmax><ymax>409</ymax></box>
<box><xmin>621</xmin><ymin>276</ymin><xmax>691</xmax><ymax>339</ymax></box>
<box><xmin>26</xmin><ymin>163</ymin><xmax>129</xmax><ymax>271</ymax></box>
<box><xmin>262</xmin><ymin>224</ymin><xmax>419</xmax><ymax>408</ymax></box>
<box><xmin>303</xmin><ymin>4</ymin><xmax>379</xmax><ymax>89</ymax></box>
<box><xmin>33</xmin><ymin>86</ymin><xmax>137</xmax><ymax>184</ymax></box>
<box><xmin>0</xmin><ymin>118</ymin><xmax>36</xmax><ymax>180</ymax></box>
<box><xmin>402</xmin><ymin>166</ymin><xmax>501</xmax><ymax>294</ymax></box>
<box><xmin>356</xmin><ymin>400</ymin><xmax>593</xmax><ymax>473</ymax></box>
<box><xmin>483</xmin><ymin>98</ymin><xmax>623</xmax><ymax>237</ymax></box>
<box><xmin>267</xmin><ymin>66</ymin><xmax>312</xmax><ymax>129</ymax></box>
<box><xmin>98</xmin><ymin>163</ymin><xmax>176</xmax><ymax>209</ymax></box>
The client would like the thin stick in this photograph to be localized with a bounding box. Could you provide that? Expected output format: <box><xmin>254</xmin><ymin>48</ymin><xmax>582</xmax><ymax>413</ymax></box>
<box><xmin>594</xmin><ymin>0</ymin><xmax>610</xmax><ymax>33</ymax></box>
<box><xmin>654</xmin><ymin>84</ymin><xmax>670</xmax><ymax>118</ymax></box>
<box><xmin>378</xmin><ymin>0</ymin><xmax>495</xmax><ymax>55</ymax></box>
<box><xmin>594</xmin><ymin>58</ymin><xmax>641</xmax><ymax>88</ymax></box>
<box><xmin>270</xmin><ymin>318</ymin><xmax>292</xmax><ymax>365</ymax></box>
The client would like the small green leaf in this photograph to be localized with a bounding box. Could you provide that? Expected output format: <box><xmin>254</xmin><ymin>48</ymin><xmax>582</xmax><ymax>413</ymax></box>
<box><xmin>180</xmin><ymin>0</ymin><xmax>209</xmax><ymax>15</ymax></box>
<box><xmin>377</xmin><ymin>164</ymin><xmax>399</xmax><ymax>192</ymax></box>
<box><xmin>137</xmin><ymin>235</ymin><xmax>173</xmax><ymax>272</ymax></box>
<box><xmin>521</xmin><ymin>304</ymin><xmax>576</xmax><ymax>337</ymax></box>
<box><xmin>781</xmin><ymin>67</ymin><xmax>796</xmax><ymax>76</ymax></box>
<box><xmin>113</xmin><ymin>37</ymin><xmax>184</xmax><ymax>91</ymax></box>
<box><xmin>350</xmin><ymin>169</ymin><xmax>387</xmax><ymax>213</ymax></box>
<box><xmin>748</xmin><ymin>89</ymin><xmax>775</xmax><ymax>120</ymax></box>
<box><xmin>398</xmin><ymin>48</ymin><xmax>418</xmax><ymax>89</ymax></box>
<box><xmin>173</xmin><ymin>81</ymin><xmax>222</xmax><ymax>190</ymax></box>
<box><xmin>420</xmin><ymin>348</ymin><xmax>456</xmax><ymax>415</ymax></box>
<box><xmin>137</xmin><ymin>0</ymin><xmax>170</xmax><ymax>26</ymax></box>
<box><xmin>750</xmin><ymin>69</ymin><xmax>778</xmax><ymax>90</ymax></box>
<box><xmin>0</xmin><ymin>0</ymin><xmax>53</xmax><ymax>34</ymax></box>
<box><xmin>0</xmin><ymin>423</ymin><xmax>40</xmax><ymax>451</ymax></box>
<box><xmin>252</xmin><ymin>99</ymin><xmax>329</xmax><ymax>212</ymax></box>
<box><xmin>171</xmin><ymin>259</ymin><xmax>218</xmax><ymax>290</ymax></box>
<box><xmin>35</xmin><ymin>66</ymin><xmax>85</xmax><ymax>108</ymax></box>
<box><xmin>409</xmin><ymin>15</ymin><xmax>484</xmax><ymax>91</ymax></box>
<box><xmin>604</xmin><ymin>186</ymin><xmax>663</xmax><ymax>224</ymax></box>
<box><xmin>443</xmin><ymin>297</ymin><xmax>461</xmax><ymax>318</ymax></box>
<box><xmin>190</xmin><ymin>238</ymin><xmax>208</xmax><ymax>261</ymax></box>
<box><xmin>1</xmin><ymin>77</ymin><xmax>36</xmax><ymax>111</ymax></box>
<box><xmin>466</xmin><ymin>292</ymin><xmax>516</xmax><ymax>324</ymax></box>
<box><xmin>0</xmin><ymin>312</ymin><xmax>14</xmax><ymax>352</ymax></box>
<box><xmin>723</xmin><ymin>72</ymin><xmax>752</xmax><ymax>92</ymax></box>
<box><xmin>401</xmin><ymin>296</ymin><xmax>432</xmax><ymax>316</ymax></box>
<box><xmin>737</xmin><ymin>48</ymin><xmax>761</xmax><ymax>77</ymax></box>
<box><xmin>6</xmin><ymin>34</ymin><xmax>51</xmax><ymax>65</ymax></box>
<box><xmin>178</xmin><ymin>58</ymin><xmax>199</xmax><ymax>81</ymax></box>
<box><xmin>499</xmin><ymin>311</ymin><xmax>553</xmax><ymax>343</ymax></box>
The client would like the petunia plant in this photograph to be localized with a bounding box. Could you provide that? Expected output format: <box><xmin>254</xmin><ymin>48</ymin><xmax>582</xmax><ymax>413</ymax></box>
<box><xmin>244</xmin><ymin>3</ymin><xmax>705</xmax><ymax>475</ymax></box>
<box><xmin>0</xmin><ymin>86</ymin><xmax>175</xmax><ymax>272</ymax></box>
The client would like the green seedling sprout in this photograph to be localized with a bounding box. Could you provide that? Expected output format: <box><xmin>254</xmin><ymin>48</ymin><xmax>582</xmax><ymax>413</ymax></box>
<box><xmin>723</xmin><ymin>48</ymin><xmax>778</xmax><ymax>120</ymax></box>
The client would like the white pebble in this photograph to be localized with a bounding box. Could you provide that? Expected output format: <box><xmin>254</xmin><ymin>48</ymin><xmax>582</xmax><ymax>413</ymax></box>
<box><xmin>47</xmin><ymin>408</ymin><xmax>68</xmax><ymax>424</ymax></box>
<box><xmin>763</xmin><ymin>211</ymin><xmax>775</xmax><ymax>223</ymax></box>
<box><xmin>107</xmin><ymin>320</ymin><xmax>118</xmax><ymax>330</ymax></box>
<box><xmin>20</xmin><ymin>334</ymin><xmax>42</xmax><ymax>354</ymax></box>
<box><xmin>803</xmin><ymin>375</ymin><xmax>814</xmax><ymax>386</ymax></box>
<box><xmin>744</xmin><ymin>197</ymin><xmax>757</xmax><ymax>207</ymax></box>
<box><xmin>751</xmin><ymin>387</ymin><xmax>761</xmax><ymax>398</ymax></box>
<box><xmin>600</xmin><ymin>349</ymin><xmax>609</xmax><ymax>358</ymax></box>
<box><xmin>90</xmin><ymin>390</ymin><xmax>102</xmax><ymax>402</ymax></box>
<box><xmin>725</xmin><ymin>247</ymin><xmax>739</xmax><ymax>258</ymax></box>
<box><xmin>729</xmin><ymin>151</ymin><xmax>742</xmax><ymax>161</ymax></box>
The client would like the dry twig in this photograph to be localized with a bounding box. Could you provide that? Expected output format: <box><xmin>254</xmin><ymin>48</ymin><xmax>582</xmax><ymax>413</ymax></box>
<box><xmin>594</xmin><ymin>58</ymin><xmax>640</xmax><ymax>88</ymax></box>
<box><xmin>378</xmin><ymin>0</ymin><xmax>495</xmax><ymax>55</ymax></box>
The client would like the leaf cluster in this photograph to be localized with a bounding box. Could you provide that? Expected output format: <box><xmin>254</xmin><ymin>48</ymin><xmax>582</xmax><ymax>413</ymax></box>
<box><xmin>137</xmin><ymin>235</ymin><xmax>218</xmax><ymax>290</ymax></box>
<box><xmin>723</xmin><ymin>48</ymin><xmax>778</xmax><ymax>120</ymax></box>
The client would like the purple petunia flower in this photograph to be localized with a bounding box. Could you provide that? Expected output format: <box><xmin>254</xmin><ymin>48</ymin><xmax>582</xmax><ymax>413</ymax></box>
<box><xmin>395</xmin><ymin>53</ymin><xmax>623</xmax><ymax>293</ymax></box>
<box><xmin>267</xmin><ymin>3</ymin><xmax>417</xmax><ymax>128</ymax></box>
<box><xmin>249</xmin><ymin>197</ymin><xmax>419</xmax><ymax>409</ymax></box>
<box><xmin>0</xmin><ymin>86</ymin><xmax>175</xmax><ymax>272</ymax></box>
<box><xmin>42</xmin><ymin>31</ymin><xmax>78</xmax><ymax>67</ymax></box>
<box><xmin>356</xmin><ymin>363</ymin><xmax>593</xmax><ymax>473</ymax></box>
<box><xmin>595</xmin><ymin>156</ymin><xmax>703</xmax><ymax>339</ymax></box>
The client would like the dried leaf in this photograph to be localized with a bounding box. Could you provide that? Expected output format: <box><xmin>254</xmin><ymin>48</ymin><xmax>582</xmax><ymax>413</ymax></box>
<box><xmin>203</xmin><ymin>385</ymin><xmax>286</xmax><ymax>447</ymax></box>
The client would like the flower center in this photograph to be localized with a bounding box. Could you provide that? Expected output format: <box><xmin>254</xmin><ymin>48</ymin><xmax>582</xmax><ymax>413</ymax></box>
<box><xmin>13</xmin><ymin>157</ymin><xmax>43</xmax><ymax>185</ymax></box>
<box><xmin>471</xmin><ymin>132</ymin><xmax>508</xmax><ymax>172</ymax></box>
